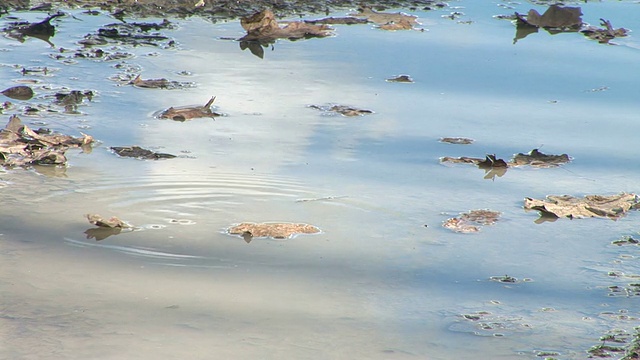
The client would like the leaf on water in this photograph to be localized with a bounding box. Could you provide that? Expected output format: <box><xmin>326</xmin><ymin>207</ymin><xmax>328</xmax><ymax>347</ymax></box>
<box><xmin>304</xmin><ymin>17</ymin><xmax>369</xmax><ymax>25</ymax></box>
<box><xmin>511</xmin><ymin>149</ymin><xmax>570</xmax><ymax>168</ymax></box>
<box><xmin>158</xmin><ymin>96</ymin><xmax>220</xmax><ymax>121</ymax></box>
<box><xmin>309</xmin><ymin>104</ymin><xmax>373</xmax><ymax>117</ymax></box>
<box><xmin>228</xmin><ymin>222</ymin><xmax>320</xmax><ymax>242</ymax></box>
<box><xmin>111</xmin><ymin>146</ymin><xmax>176</xmax><ymax>160</ymax></box>
<box><xmin>349</xmin><ymin>6</ymin><xmax>419</xmax><ymax>30</ymax></box>
<box><xmin>86</xmin><ymin>213</ymin><xmax>131</xmax><ymax>228</ymax></box>
<box><xmin>0</xmin><ymin>115</ymin><xmax>94</xmax><ymax>167</ymax></box>
<box><xmin>524</xmin><ymin>193</ymin><xmax>639</xmax><ymax>220</ymax></box>
<box><xmin>439</xmin><ymin>137</ymin><xmax>474</xmax><ymax>145</ymax></box>
<box><xmin>443</xmin><ymin>209</ymin><xmax>501</xmax><ymax>233</ymax></box>
<box><xmin>130</xmin><ymin>74</ymin><xmax>194</xmax><ymax>89</ymax></box>
<box><xmin>239</xmin><ymin>9</ymin><xmax>334</xmax><ymax>42</ymax></box>
<box><xmin>1</xmin><ymin>85</ymin><xmax>34</xmax><ymax>100</ymax></box>
<box><xmin>515</xmin><ymin>5</ymin><xmax>582</xmax><ymax>29</ymax></box>
<box><xmin>386</xmin><ymin>75</ymin><xmax>414</xmax><ymax>83</ymax></box>
<box><xmin>581</xmin><ymin>19</ymin><xmax>629</xmax><ymax>44</ymax></box>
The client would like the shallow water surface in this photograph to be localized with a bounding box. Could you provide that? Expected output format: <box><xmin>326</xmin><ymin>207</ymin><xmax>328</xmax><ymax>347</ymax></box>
<box><xmin>2</xmin><ymin>2</ymin><xmax>640</xmax><ymax>359</ymax></box>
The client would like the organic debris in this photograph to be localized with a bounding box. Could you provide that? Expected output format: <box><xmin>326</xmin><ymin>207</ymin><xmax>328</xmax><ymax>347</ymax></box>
<box><xmin>386</xmin><ymin>75</ymin><xmax>414</xmax><ymax>83</ymax></box>
<box><xmin>130</xmin><ymin>74</ymin><xmax>195</xmax><ymax>89</ymax></box>
<box><xmin>309</xmin><ymin>104</ymin><xmax>373</xmax><ymax>117</ymax></box>
<box><xmin>516</xmin><ymin>5</ymin><xmax>582</xmax><ymax>29</ymax></box>
<box><xmin>86</xmin><ymin>213</ymin><xmax>130</xmax><ymax>228</ymax></box>
<box><xmin>2</xmin><ymin>12</ymin><xmax>64</xmax><ymax>46</ymax></box>
<box><xmin>612</xmin><ymin>236</ymin><xmax>640</xmax><ymax>246</ymax></box>
<box><xmin>1</xmin><ymin>85</ymin><xmax>34</xmax><ymax>100</ymax></box>
<box><xmin>239</xmin><ymin>9</ymin><xmax>334</xmax><ymax>43</ymax></box>
<box><xmin>111</xmin><ymin>146</ymin><xmax>176</xmax><ymax>160</ymax></box>
<box><xmin>304</xmin><ymin>17</ymin><xmax>369</xmax><ymax>25</ymax></box>
<box><xmin>523</xmin><ymin>193</ymin><xmax>639</xmax><ymax>220</ymax></box>
<box><xmin>350</xmin><ymin>6</ymin><xmax>419</xmax><ymax>30</ymax></box>
<box><xmin>581</xmin><ymin>19</ymin><xmax>628</xmax><ymax>44</ymax></box>
<box><xmin>441</xmin><ymin>154</ymin><xmax>508</xmax><ymax>180</ymax></box>
<box><xmin>0</xmin><ymin>115</ymin><xmax>93</xmax><ymax>167</ymax></box>
<box><xmin>490</xmin><ymin>275</ymin><xmax>519</xmax><ymax>283</ymax></box>
<box><xmin>54</xmin><ymin>90</ymin><xmax>94</xmax><ymax>113</ymax></box>
<box><xmin>228</xmin><ymin>222</ymin><xmax>320</xmax><ymax>242</ymax></box>
<box><xmin>158</xmin><ymin>96</ymin><xmax>220</xmax><ymax>121</ymax></box>
<box><xmin>78</xmin><ymin>19</ymin><xmax>174</xmax><ymax>47</ymax></box>
<box><xmin>443</xmin><ymin>209</ymin><xmax>501</xmax><ymax>233</ymax></box>
<box><xmin>439</xmin><ymin>137</ymin><xmax>474</xmax><ymax>145</ymax></box>
<box><xmin>511</xmin><ymin>149</ymin><xmax>570</xmax><ymax>168</ymax></box>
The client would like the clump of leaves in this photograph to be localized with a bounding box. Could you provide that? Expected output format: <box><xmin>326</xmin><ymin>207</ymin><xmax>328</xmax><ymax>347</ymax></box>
<box><xmin>158</xmin><ymin>96</ymin><xmax>220</xmax><ymax>121</ymax></box>
<box><xmin>228</xmin><ymin>222</ymin><xmax>320</xmax><ymax>242</ymax></box>
<box><xmin>443</xmin><ymin>209</ymin><xmax>501</xmax><ymax>233</ymax></box>
<box><xmin>0</xmin><ymin>115</ymin><xmax>93</xmax><ymax>167</ymax></box>
<box><xmin>524</xmin><ymin>193</ymin><xmax>639</xmax><ymax>220</ymax></box>
<box><xmin>111</xmin><ymin>146</ymin><xmax>176</xmax><ymax>160</ymax></box>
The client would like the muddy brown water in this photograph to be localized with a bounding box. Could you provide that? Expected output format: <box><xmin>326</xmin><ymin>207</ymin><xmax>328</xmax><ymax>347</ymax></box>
<box><xmin>2</xmin><ymin>2</ymin><xmax>640</xmax><ymax>359</ymax></box>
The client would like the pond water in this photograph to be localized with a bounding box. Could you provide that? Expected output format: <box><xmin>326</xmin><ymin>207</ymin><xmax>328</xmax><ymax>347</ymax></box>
<box><xmin>2</xmin><ymin>1</ymin><xmax>640</xmax><ymax>359</ymax></box>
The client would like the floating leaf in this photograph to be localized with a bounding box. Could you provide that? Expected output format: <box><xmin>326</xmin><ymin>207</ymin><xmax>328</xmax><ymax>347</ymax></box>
<box><xmin>86</xmin><ymin>213</ymin><xmax>131</xmax><ymax>228</ymax></box>
<box><xmin>443</xmin><ymin>209</ymin><xmax>501</xmax><ymax>233</ymax></box>
<box><xmin>130</xmin><ymin>74</ymin><xmax>194</xmax><ymax>89</ymax></box>
<box><xmin>1</xmin><ymin>85</ymin><xmax>34</xmax><ymax>100</ymax></box>
<box><xmin>581</xmin><ymin>19</ymin><xmax>628</xmax><ymax>44</ymax></box>
<box><xmin>511</xmin><ymin>149</ymin><xmax>570</xmax><ymax>168</ymax></box>
<box><xmin>309</xmin><ymin>104</ymin><xmax>373</xmax><ymax>117</ymax></box>
<box><xmin>524</xmin><ymin>193</ymin><xmax>639</xmax><ymax>220</ymax></box>
<box><xmin>158</xmin><ymin>96</ymin><xmax>220</xmax><ymax>121</ymax></box>
<box><xmin>516</xmin><ymin>5</ymin><xmax>582</xmax><ymax>29</ymax></box>
<box><xmin>228</xmin><ymin>222</ymin><xmax>320</xmax><ymax>242</ymax></box>
<box><xmin>111</xmin><ymin>146</ymin><xmax>176</xmax><ymax>160</ymax></box>
<box><xmin>386</xmin><ymin>75</ymin><xmax>413</xmax><ymax>83</ymax></box>
<box><xmin>439</xmin><ymin>137</ymin><xmax>474</xmax><ymax>145</ymax></box>
<box><xmin>239</xmin><ymin>9</ymin><xmax>334</xmax><ymax>43</ymax></box>
<box><xmin>350</xmin><ymin>6</ymin><xmax>419</xmax><ymax>30</ymax></box>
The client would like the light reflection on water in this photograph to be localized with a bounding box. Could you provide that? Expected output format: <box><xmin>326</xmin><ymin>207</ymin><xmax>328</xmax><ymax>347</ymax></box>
<box><xmin>1</xmin><ymin>2</ymin><xmax>640</xmax><ymax>359</ymax></box>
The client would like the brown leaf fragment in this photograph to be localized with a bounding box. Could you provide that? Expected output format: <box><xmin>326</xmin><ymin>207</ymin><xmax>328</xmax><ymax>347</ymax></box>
<box><xmin>309</xmin><ymin>104</ymin><xmax>373</xmax><ymax>117</ymax></box>
<box><xmin>516</xmin><ymin>5</ymin><xmax>582</xmax><ymax>29</ymax></box>
<box><xmin>350</xmin><ymin>6</ymin><xmax>419</xmax><ymax>30</ymax></box>
<box><xmin>111</xmin><ymin>146</ymin><xmax>176</xmax><ymax>160</ymax></box>
<box><xmin>439</xmin><ymin>137</ymin><xmax>474</xmax><ymax>145</ymax></box>
<box><xmin>1</xmin><ymin>85</ymin><xmax>34</xmax><ymax>100</ymax></box>
<box><xmin>524</xmin><ymin>193</ymin><xmax>639</xmax><ymax>220</ymax></box>
<box><xmin>581</xmin><ymin>19</ymin><xmax>629</xmax><ymax>44</ymax></box>
<box><xmin>159</xmin><ymin>96</ymin><xmax>220</xmax><ymax>121</ymax></box>
<box><xmin>228</xmin><ymin>222</ymin><xmax>320</xmax><ymax>240</ymax></box>
<box><xmin>386</xmin><ymin>75</ymin><xmax>414</xmax><ymax>83</ymax></box>
<box><xmin>239</xmin><ymin>10</ymin><xmax>334</xmax><ymax>42</ymax></box>
<box><xmin>130</xmin><ymin>75</ymin><xmax>194</xmax><ymax>89</ymax></box>
<box><xmin>443</xmin><ymin>209</ymin><xmax>501</xmax><ymax>233</ymax></box>
<box><xmin>304</xmin><ymin>17</ymin><xmax>369</xmax><ymax>25</ymax></box>
<box><xmin>511</xmin><ymin>149</ymin><xmax>570</xmax><ymax>168</ymax></box>
<box><xmin>86</xmin><ymin>214</ymin><xmax>131</xmax><ymax>228</ymax></box>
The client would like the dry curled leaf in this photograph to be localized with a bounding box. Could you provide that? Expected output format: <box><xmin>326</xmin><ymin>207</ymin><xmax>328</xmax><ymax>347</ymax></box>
<box><xmin>159</xmin><ymin>96</ymin><xmax>220</xmax><ymax>121</ymax></box>
<box><xmin>443</xmin><ymin>209</ymin><xmax>501</xmax><ymax>233</ymax></box>
<box><xmin>228</xmin><ymin>222</ymin><xmax>320</xmax><ymax>242</ymax></box>
<box><xmin>581</xmin><ymin>19</ymin><xmax>628</xmax><ymax>44</ymax></box>
<box><xmin>524</xmin><ymin>193</ymin><xmax>639</xmax><ymax>220</ymax></box>
<box><xmin>86</xmin><ymin>213</ymin><xmax>131</xmax><ymax>228</ymax></box>
<box><xmin>111</xmin><ymin>146</ymin><xmax>176</xmax><ymax>159</ymax></box>
<box><xmin>511</xmin><ymin>149</ymin><xmax>570</xmax><ymax>168</ymax></box>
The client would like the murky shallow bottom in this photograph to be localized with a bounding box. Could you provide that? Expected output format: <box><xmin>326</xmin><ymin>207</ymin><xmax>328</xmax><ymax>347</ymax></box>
<box><xmin>2</xmin><ymin>2</ymin><xmax>640</xmax><ymax>359</ymax></box>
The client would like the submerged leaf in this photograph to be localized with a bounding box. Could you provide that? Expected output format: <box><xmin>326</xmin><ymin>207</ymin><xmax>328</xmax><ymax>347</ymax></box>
<box><xmin>524</xmin><ymin>193</ymin><xmax>639</xmax><ymax>220</ymax></box>
<box><xmin>228</xmin><ymin>222</ymin><xmax>320</xmax><ymax>240</ymax></box>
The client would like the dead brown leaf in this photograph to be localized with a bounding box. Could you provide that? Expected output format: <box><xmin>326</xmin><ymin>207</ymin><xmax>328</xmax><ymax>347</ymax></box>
<box><xmin>111</xmin><ymin>146</ymin><xmax>176</xmax><ymax>159</ymax></box>
<box><xmin>524</xmin><ymin>193</ymin><xmax>639</xmax><ymax>220</ymax></box>
<box><xmin>1</xmin><ymin>85</ymin><xmax>34</xmax><ymax>100</ymax></box>
<box><xmin>443</xmin><ymin>209</ymin><xmax>501</xmax><ymax>233</ymax></box>
<box><xmin>239</xmin><ymin>9</ymin><xmax>334</xmax><ymax>42</ymax></box>
<box><xmin>228</xmin><ymin>222</ymin><xmax>320</xmax><ymax>241</ymax></box>
<box><xmin>159</xmin><ymin>96</ymin><xmax>220</xmax><ymax>121</ymax></box>
<box><xmin>309</xmin><ymin>104</ymin><xmax>373</xmax><ymax>117</ymax></box>
<box><xmin>439</xmin><ymin>137</ymin><xmax>474</xmax><ymax>145</ymax></box>
<box><xmin>350</xmin><ymin>6</ymin><xmax>419</xmax><ymax>30</ymax></box>
<box><xmin>86</xmin><ymin>213</ymin><xmax>131</xmax><ymax>228</ymax></box>
<box><xmin>581</xmin><ymin>19</ymin><xmax>629</xmax><ymax>44</ymax></box>
<box><xmin>130</xmin><ymin>74</ymin><xmax>195</xmax><ymax>89</ymax></box>
<box><xmin>516</xmin><ymin>5</ymin><xmax>582</xmax><ymax>29</ymax></box>
<box><xmin>511</xmin><ymin>149</ymin><xmax>570</xmax><ymax>168</ymax></box>
<box><xmin>386</xmin><ymin>75</ymin><xmax>414</xmax><ymax>83</ymax></box>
